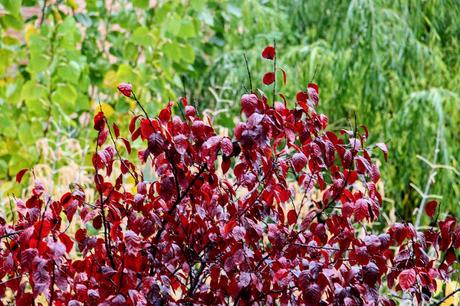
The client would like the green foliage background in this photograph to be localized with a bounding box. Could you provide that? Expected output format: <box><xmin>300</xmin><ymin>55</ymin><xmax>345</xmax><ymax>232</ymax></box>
<box><xmin>0</xmin><ymin>0</ymin><xmax>459</xmax><ymax>225</ymax></box>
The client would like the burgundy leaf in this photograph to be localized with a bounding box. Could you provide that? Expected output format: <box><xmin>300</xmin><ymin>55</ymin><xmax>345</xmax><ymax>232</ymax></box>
<box><xmin>263</xmin><ymin>72</ymin><xmax>275</xmax><ymax>85</ymax></box>
<box><xmin>399</xmin><ymin>269</ymin><xmax>416</xmax><ymax>290</ymax></box>
<box><xmin>261</xmin><ymin>45</ymin><xmax>276</xmax><ymax>60</ymax></box>
<box><xmin>16</xmin><ymin>168</ymin><xmax>28</xmax><ymax>183</ymax></box>
<box><xmin>113</xmin><ymin>123</ymin><xmax>120</xmax><ymax>138</ymax></box>
<box><xmin>292</xmin><ymin>152</ymin><xmax>308</xmax><ymax>172</ymax></box>
<box><xmin>425</xmin><ymin>200</ymin><xmax>438</xmax><ymax>218</ymax></box>
<box><xmin>375</xmin><ymin>143</ymin><xmax>388</xmax><ymax>161</ymax></box>
<box><xmin>117</xmin><ymin>82</ymin><xmax>132</xmax><ymax>97</ymax></box>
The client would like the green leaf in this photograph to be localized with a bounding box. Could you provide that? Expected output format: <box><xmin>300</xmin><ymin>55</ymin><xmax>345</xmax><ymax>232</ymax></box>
<box><xmin>133</xmin><ymin>0</ymin><xmax>149</xmax><ymax>9</ymax></box>
<box><xmin>26</xmin><ymin>98</ymin><xmax>49</xmax><ymax>117</ymax></box>
<box><xmin>18</xmin><ymin>122</ymin><xmax>34</xmax><ymax>145</ymax></box>
<box><xmin>1</xmin><ymin>0</ymin><xmax>22</xmax><ymax>16</ymax></box>
<box><xmin>180</xmin><ymin>44</ymin><xmax>195</xmax><ymax>63</ymax></box>
<box><xmin>51</xmin><ymin>84</ymin><xmax>77</xmax><ymax>113</ymax></box>
<box><xmin>21</xmin><ymin>81</ymin><xmax>48</xmax><ymax>101</ymax></box>
<box><xmin>163</xmin><ymin>42</ymin><xmax>181</xmax><ymax>62</ymax></box>
<box><xmin>131</xmin><ymin>27</ymin><xmax>151</xmax><ymax>47</ymax></box>
<box><xmin>28</xmin><ymin>53</ymin><xmax>49</xmax><ymax>73</ymax></box>
<box><xmin>123</xmin><ymin>42</ymin><xmax>138</xmax><ymax>61</ymax></box>
<box><xmin>178</xmin><ymin>19</ymin><xmax>196</xmax><ymax>39</ymax></box>
<box><xmin>0</xmin><ymin>49</ymin><xmax>13</xmax><ymax>75</ymax></box>
<box><xmin>0</xmin><ymin>114</ymin><xmax>16</xmax><ymax>138</ymax></box>
<box><xmin>75</xmin><ymin>92</ymin><xmax>90</xmax><ymax>111</ymax></box>
<box><xmin>191</xmin><ymin>0</ymin><xmax>206</xmax><ymax>11</ymax></box>
<box><xmin>1</xmin><ymin>14</ymin><xmax>24</xmax><ymax>30</ymax></box>
<box><xmin>57</xmin><ymin>61</ymin><xmax>81</xmax><ymax>83</ymax></box>
<box><xmin>164</xmin><ymin>14</ymin><xmax>181</xmax><ymax>37</ymax></box>
<box><xmin>29</xmin><ymin>34</ymin><xmax>49</xmax><ymax>54</ymax></box>
<box><xmin>8</xmin><ymin>153</ymin><xmax>33</xmax><ymax>177</ymax></box>
<box><xmin>116</xmin><ymin>64</ymin><xmax>140</xmax><ymax>84</ymax></box>
<box><xmin>74</xmin><ymin>12</ymin><xmax>92</xmax><ymax>27</ymax></box>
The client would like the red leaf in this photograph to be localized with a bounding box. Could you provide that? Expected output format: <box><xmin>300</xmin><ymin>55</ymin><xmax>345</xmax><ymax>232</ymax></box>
<box><xmin>117</xmin><ymin>82</ymin><xmax>132</xmax><ymax>97</ymax></box>
<box><xmin>445</xmin><ymin>247</ymin><xmax>457</xmax><ymax>265</ymax></box>
<box><xmin>279</xmin><ymin>93</ymin><xmax>287</xmax><ymax>105</ymax></box>
<box><xmin>16</xmin><ymin>168</ymin><xmax>28</xmax><ymax>183</ymax></box>
<box><xmin>121</xmin><ymin>138</ymin><xmax>132</xmax><ymax>154</ymax></box>
<box><xmin>129</xmin><ymin>115</ymin><xmax>140</xmax><ymax>134</ymax></box>
<box><xmin>296</xmin><ymin>91</ymin><xmax>308</xmax><ymax>103</ymax></box>
<box><xmin>303</xmin><ymin>284</ymin><xmax>321</xmax><ymax>304</ymax></box>
<box><xmin>140</xmin><ymin>119</ymin><xmax>155</xmax><ymax>139</ymax></box>
<box><xmin>223</xmin><ymin>220</ymin><xmax>237</xmax><ymax>237</ymax></box>
<box><xmin>113</xmin><ymin>123</ymin><xmax>120</xmax><ymax>138</ymax></box>
<box><xmin>173</xmin><ymin>134</ymin><xmax>188</xmax><ymax>155</ymax></box>
<box><xmin>58</xmin><ymin>233</ymin><xmax>74</xmax><ymax>253</ymax></box>
<box><xmin>287</xmin><ymin>210</ymin><xmax>297</xmax><ymax>225</ymax></box>
<box><xmin>308</xmin><ymin>82</ymin><xmax>319</xmax><ymax>93</ymax></box>
<box><xmin>261</xmin><ymin>45</ymin><xmax>276</xmax><ymax>60</ymax></box>
<box><xmin>399</xmin><ymin>268</ymin><xmax>416</xmax><ymax>290</ymax></box>
<box><xmin>93</xmin><ymin>111</ymin><xmax>105</xmax><ymax>131</ymax></box>
<box><xmin>97</xmin><ymin>128</ymin><xmax>108</xmax><ymax>146</ymax></box>
<box><xmin>222</xmin><ymin>157</ymin><xmax>231</xmax><ymax>174</ymax></box>
<box><xmin>240</xmin><ymin>94</ymin><xmax>258</xmax><ymax>116</ymax></box>
<box><xmin>363</xmin><ymin>262</ymin><xmax>379</xmax><ymax>286</ymax></box>
<box><xmin>263</xmin><ymin>72</ymin><xmax>275</xmax><ymax>85</ymax></box>
<box><xmin>279</xmin><ymin>68</ymin><xmax>287</xmax><ymax>85</ymax></box>
<box><xmin>159</xmin><ymin>105</ymin><xmax>172</xmax><ymax>123</ymax></box>
<box><xmin>292</xmin><ymin>152</ymin><xmax>308</xmax><ymax>172</ymax></box>
<box><xmin>425</xmin><ymin>200</ymin><xmax>438</xmax><ymax>218</ymax></box>
<box><xmin>354</xmin><ymin>199</ymin><xmax>369</xmax><ymax>222</ymax></box>
<box><xmin>221</xmin><ymin>137</ymin><xmax>233</xmax><ymax>157</ymax></box>
<box><xmin>180</xmin><ymin>96</ymin><xmax>188</xmax><ymax>106</ymax></box>
<box><xmin>375</xmin><ymin>143</ymin><xmax>388</xmax><ymax>161</ymax></box>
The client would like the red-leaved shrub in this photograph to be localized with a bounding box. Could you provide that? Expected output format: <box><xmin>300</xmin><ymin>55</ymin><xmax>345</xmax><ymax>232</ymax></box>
<box><xmin>1</xmin><ymin>46</ymin><xmax>459</xmax><ymax>305</ymax></box>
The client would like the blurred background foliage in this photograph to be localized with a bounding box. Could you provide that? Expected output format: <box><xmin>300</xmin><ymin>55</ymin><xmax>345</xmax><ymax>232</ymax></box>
<box><xmin>0</xmin><ymin>0</ymin><xmax>459</xmax><ymax>224</ymax></box>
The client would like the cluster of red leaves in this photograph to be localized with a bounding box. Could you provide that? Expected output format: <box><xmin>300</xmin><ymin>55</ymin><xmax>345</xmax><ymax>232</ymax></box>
<box><xmin>1</xmin><ymin>46</ymin><xmax>459</xmax><ymax>306</ymax></box>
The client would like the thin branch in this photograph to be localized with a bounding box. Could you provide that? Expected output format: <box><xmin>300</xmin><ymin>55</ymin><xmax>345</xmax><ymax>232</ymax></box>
<box><xmin>0</xmin><ymin>230</ymin><xmax>23</xmax><ymax>239</ymax></box>
<box><xmin>36</xmin><ymin>197</ymin><xmax>52</xmax><ymax>251</ymax></box>
<box><xmin>243</xmin><ymin>53</ymin><xmax>253</xmax><ymax>92</ymax></box>
<box><xmin>434</xmin><ymin>288</ymin><xmax>460</xmax><ymax>306</ymax></box>
<box><xmin>39</xmin><ymin>0</ymin><xmax>47</xmax><ymax>26</ymax></box>
<box><xmin>103</xmin><ymin>116</ymin><xmax>139</xmax><ymax>184</ymax></box>
<box><xmin>132</xmin><ymin>92</ymin><xmax>155</xmax><ymax>131</ymax></box>
<box><xmin>95</xmin><ymin>130</ymin><xmax>116</xmax><ymax>269</ymax></box>
<box><xmin>50</xmin><ymin>260</ymin><xmax>55</xmax><ymax>305</ymax></box>
<box><xmin>149</xmin><ymin>165</ymin><xmax>207</xmax><ymax>274</ymax></box>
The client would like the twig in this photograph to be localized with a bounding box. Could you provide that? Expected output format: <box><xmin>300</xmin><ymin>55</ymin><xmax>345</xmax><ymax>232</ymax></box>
<box><xmin>434</xmin><ymin>288</ymin><xmax>460</xmax><ymax>306</ymax></box>
<box><xmin>39</xmin><ymin>0</ymin><xmax>47</xmax><ymax>26</ymax></box>
<box><xmin>243</xmin><ymin>53</ymin><xmax>253</xmax><ymax>92</ymax></box>
<box><xmin>36</xmin><ymin>198</ymin><xmax>52</xmax><ymax>251</ymax></box>
<box><xmin>102</xmin><ymin>116</ymin><xmax>139</xmax><ymax>184</ymax></box>
<box><xmin>0</xmin><ymin>230</ymin><xmax>23</xmax><ymax>239</ymax></box>
<box><xmin>132</xmin><ymin>92</ymin><xmax>155</xmax><ymax>131</ymax></box>
<box><xmin>50</xmin><ymin>260</ymin><xmax>55</xmax><ymax>305</ymax></box>
<box><xmin>149</xmin><ymin>165</ymin><xmax>207</xmax><ymax>274</ymax></box>
<box><xmin>95</xmin><ymin>130</ymin><xmax>116</xmax><ymax>269</ymax></box>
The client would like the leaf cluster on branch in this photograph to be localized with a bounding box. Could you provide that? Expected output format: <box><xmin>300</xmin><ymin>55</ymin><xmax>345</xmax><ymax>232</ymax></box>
<box><xmin>1</xmin><ymin>46</ymin><xmax>459</xmax><ymax>306</ymax></box>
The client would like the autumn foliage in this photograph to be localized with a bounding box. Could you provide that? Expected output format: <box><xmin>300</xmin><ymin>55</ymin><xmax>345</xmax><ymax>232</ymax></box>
<box><xmin>1</xmin><ymin>46</ymin><xmax>459</xmax><ymax>305</ymax></box>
